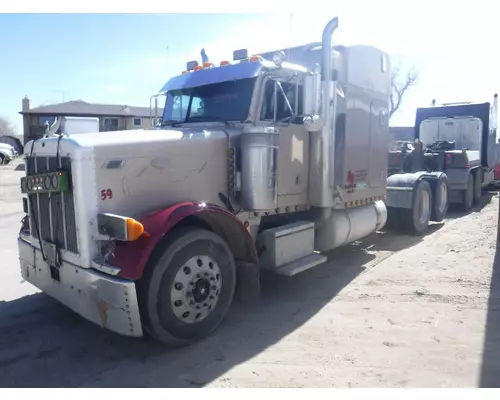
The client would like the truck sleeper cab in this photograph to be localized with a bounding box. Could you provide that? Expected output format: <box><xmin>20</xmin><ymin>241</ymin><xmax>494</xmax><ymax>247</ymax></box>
<box><xmin>18</xmin><ymin>16</ymin><xmax>405</xmax><ymax>346</ymax></box>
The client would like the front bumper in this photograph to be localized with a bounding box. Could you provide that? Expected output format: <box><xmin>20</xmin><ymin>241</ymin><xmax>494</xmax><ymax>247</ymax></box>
<box><xmin>18</xmin><ymin>236</ymin><xmax>143</xmax><ymax>337</ymax></box>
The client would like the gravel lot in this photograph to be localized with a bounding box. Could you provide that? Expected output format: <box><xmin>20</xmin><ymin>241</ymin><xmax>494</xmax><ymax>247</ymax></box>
<box><xmin>1</xmin><ymin>160</ymin><xmax>500</xmax><ymax>388</ymax></box>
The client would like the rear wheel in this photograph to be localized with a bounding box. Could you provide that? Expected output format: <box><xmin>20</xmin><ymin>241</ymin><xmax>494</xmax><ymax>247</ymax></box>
<box><xmin>463</xmin><ymin>173</ymin><xmax>474</xmax><ymax>212</ymax></box>
<box><xmin>473</xmin><ymin>169</ymin><xmax>483</xmax><ymax>204</ymax></box>
<box><xmin>0</xmin><ymin>153</ymin><xmax>5</xmax><ymax>165</ymax></box>
<box><xmin>402</xmin><ymin>179</ymin><xmax>433</xmax><ymax>235</ymax></box>
<box><xmin>431</xmin><ymin>174</ymin><xmax>449</xmax><ymax>222</ymax></box>
<box><xmin>139</xmin><ymin>228</ymin><xmax>236</xmax><ymax>347</ymax></box>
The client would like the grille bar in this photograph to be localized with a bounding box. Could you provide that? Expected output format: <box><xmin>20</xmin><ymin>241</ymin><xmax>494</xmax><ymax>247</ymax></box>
<box><xmin>26</xmin><ymin>155</ymin><xmax>79</xmax><ymax>254</ymax></box>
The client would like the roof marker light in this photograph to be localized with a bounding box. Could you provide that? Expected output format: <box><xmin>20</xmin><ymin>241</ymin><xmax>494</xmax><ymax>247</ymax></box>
<box><xmin>233</xmin><ymin>49</ymin><xmax>248</xmax><ymax>61</ymax></box>
<box><xmin>186</xmin><ymin>60</ymin><xmax>199</xmax><ymax>71</ymax></box>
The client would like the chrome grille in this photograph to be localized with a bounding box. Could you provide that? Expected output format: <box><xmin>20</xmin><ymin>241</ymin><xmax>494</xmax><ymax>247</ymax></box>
<box><xmin>25</xmin><ymin>156</ymin><xmax>79</xmax><ymax>254</ymax></box>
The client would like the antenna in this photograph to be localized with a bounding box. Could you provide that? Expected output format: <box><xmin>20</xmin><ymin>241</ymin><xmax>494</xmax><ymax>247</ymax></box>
<box><xmin>287</xmin><ymin>13</ymin><xmax>293</xmax><ymax>62</ymax></box>
<box><xmin>53</xmin><ymin>91</ymin><xmax>69</xmax><ymax>103</ymax></box>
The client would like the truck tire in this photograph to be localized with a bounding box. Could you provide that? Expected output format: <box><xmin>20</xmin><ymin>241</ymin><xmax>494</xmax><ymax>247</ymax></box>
<box><xmin>431</xmin><ymin>174</ymin><xmax>448</xmax><ymax>222</ymax></box>
<box><xmin>463</xmin><ymin>173</ymin><xmax>474</xmax><ymax>212</ymax></box>
<box><xmin>138</xmin><ymin>228</ymin><xmax>236</xmax><ymax>347</ymax></box>
<box><xmin>473</xmin><ymin>168</ymin><xmax>483</xmax><ymax>204</ymax></box>
<box><xmin>402</xmin><ymin>179</ymin><xmax>433</xmax><ymax>235</ymax></box>
<box><xmin>386</xmin><ymin>206</ymin><xmax>403</xmax><ymax>231</ymax></box>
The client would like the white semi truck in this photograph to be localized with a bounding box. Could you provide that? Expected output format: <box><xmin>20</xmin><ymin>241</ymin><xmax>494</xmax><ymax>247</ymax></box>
<box><xmin>17</xmin><ymin>16</ymin><xmax>449</xmax><ymax>346</ymax></box>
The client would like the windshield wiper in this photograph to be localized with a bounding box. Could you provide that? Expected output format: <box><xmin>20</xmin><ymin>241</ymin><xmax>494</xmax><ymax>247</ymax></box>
<box><xmin>186</xmin><ymin>116</ymin><xmax>232</xmax><ymax>126</ymax></box>
<box><xmin>161</xmin><ymin>119</ymin><xmax>183</xmax><ymax>127</ymax></box>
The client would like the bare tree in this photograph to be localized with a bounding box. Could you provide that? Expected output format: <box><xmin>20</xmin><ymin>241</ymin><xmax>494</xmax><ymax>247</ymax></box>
<box><xmin>0</xmin><ymin>115</ymin><xmax>15</xmax><ymax>135</ymax></box>
<box><xmin>390</xmin><ymin>64</ymin><xmax>419</xmax><ymax>119</ymax></box>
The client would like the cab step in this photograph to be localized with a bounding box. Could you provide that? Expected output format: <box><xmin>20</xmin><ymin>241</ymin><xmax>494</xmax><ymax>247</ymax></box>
<box><xmin>274</xmin><ymin>253</ymin><xmax>327</xmax><ymax>276</ymax></box>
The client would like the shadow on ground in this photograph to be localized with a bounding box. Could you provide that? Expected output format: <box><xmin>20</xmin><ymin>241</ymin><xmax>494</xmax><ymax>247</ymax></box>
<box><xmin>447</xmin><ymin>191</ymin><xmax>495</xmax><ymax>219</ymax></box>
<box><xmin>0</xmin><ymin>222</ymin><xmax>439</xmax><ymax>388</ymax></box>
<box><xmin>479</xmin><ymin>193</ymin><xmax>500</xmax><ymax>388</ymax></box>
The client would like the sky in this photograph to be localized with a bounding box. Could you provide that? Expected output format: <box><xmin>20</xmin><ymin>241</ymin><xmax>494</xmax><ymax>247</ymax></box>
<box><xmin>0</xmin><ymin>4</ymin><xmax>498</xmax><ymax>134</ymax></box>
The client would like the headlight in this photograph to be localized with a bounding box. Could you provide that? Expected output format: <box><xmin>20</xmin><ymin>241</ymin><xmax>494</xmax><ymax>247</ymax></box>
<box><xmin>97</xmin><ymin>213</ymin><xmax>145</xmax><ymax>242</ymax></box>
<box><xmin>20</xmin><ymin>171</ymin><xmax>70</xmax><ymax>194</ymax></box>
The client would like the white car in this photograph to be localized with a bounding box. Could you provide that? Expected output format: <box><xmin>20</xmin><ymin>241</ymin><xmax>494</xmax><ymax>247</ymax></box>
<box><xmin>0</xmin><ymin>143</ymin><xmax>16</xmax><ymax>165</ymax></box>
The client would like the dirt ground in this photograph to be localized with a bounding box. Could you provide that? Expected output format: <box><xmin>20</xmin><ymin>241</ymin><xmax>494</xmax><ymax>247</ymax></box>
<box><xmin>1</xmin><ymin>159</ymin><xmax>500</xmax><ymax>388</ymax></box>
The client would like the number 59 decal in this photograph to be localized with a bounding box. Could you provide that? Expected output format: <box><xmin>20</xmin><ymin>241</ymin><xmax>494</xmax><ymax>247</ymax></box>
<box><xmin>101</xmin><ymin>189</ymin><xmax>113</xmax><ymax>200</ymax></box>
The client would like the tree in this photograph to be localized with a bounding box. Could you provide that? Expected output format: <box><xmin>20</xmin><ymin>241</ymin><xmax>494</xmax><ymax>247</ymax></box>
<box><xmin>390</xmin><ymin>64</ymin><xmax>419</xmax><ymax>120</ymax></box>
<box><xmin>0</xmin><ymin>116</ymin><xmax>15</xmax><ymax>135</ymax></box>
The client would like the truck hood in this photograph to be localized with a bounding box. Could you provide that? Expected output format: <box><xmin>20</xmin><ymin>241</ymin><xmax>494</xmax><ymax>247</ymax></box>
<box><xmin>25</xmin><ymin>127</ymin><xmax>230</xmax><ymax>157</ymax></box>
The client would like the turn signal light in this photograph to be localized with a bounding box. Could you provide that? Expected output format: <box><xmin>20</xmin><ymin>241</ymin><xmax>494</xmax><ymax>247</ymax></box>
<box><xmin>126</xmin><ymin>218</ymin><xmax>144</xmax><ymax>241</ymax></box>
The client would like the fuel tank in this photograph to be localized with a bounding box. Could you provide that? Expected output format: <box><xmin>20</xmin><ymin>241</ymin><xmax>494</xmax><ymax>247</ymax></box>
<box><xmin>314</xmin><ymin>201</ymin><xmax>387</xmax><ymax>252</ymax></box>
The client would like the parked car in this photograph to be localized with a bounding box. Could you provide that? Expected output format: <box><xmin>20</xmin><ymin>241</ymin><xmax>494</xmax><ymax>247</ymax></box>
<box><xmin>0</xmin><ymin>143</ymin><xmax>16</xmax><ymax>165</ymax></box>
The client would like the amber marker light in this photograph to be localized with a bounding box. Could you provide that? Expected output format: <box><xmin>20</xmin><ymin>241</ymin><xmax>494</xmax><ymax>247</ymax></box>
<box><xmin>126</xmin><ymin>218</ymin><xmax>145</xmax><ymax>241</ymax></box>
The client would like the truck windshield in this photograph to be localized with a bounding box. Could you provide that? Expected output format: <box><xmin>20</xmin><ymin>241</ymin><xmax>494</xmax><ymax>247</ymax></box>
<box><xmin>163</xmin><ymin>77</ymin><xmax>256</xmax><ymax>124</ymax></box>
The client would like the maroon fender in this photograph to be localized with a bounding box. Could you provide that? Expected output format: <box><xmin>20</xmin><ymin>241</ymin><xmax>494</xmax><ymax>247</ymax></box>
<box><xmin>110</xmin><ymin>201</ymin><xmax>258</xmax><ymax>281</ymax></box>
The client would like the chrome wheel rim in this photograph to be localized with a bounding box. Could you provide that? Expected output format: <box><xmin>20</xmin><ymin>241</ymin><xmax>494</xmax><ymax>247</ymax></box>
<box><xmin>170</xmin><ymin>255</ymin><xmax>222</xmax><ymax>324</ymax></box>
<box><xmin>419</xmin><ymin>189</ymin><xmax>431</xmax><ymax>225</ymax></box>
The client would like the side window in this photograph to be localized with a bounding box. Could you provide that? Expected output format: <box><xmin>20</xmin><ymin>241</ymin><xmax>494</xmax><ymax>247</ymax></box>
<box><xmin>189</xmin><ymin>96</ymin><xmax>204</xmax><ymax>118</ymax></box>
<box><xmin>39</xmin><ymin>116</ymin><xmax>55</xmax><ymax>126</ymax></box>
<box><xmin>260</xmin><ymin>81</ymin><xmax>276</xmax><ymax>121</ymax></box>
<box><xmin>171</xmin><ymin>95</ymin><xmax>190</xmax><ymax>121</ymax></box>
<box><xmin>260</xmin><ymin>80</ymin><xmax>303</xmax><ymax>123</ymax></box>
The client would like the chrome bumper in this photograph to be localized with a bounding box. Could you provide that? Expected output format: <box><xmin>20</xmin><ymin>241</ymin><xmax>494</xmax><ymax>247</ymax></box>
<box><xmin>18</xmin><ymin>236</ymin><xmax>143</xmax><ymax>337</ymax></box>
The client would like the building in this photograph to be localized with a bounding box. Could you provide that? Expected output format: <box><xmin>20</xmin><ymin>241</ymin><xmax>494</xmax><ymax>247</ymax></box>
<box><xmin>19</xmin><ymin>96</ymin><xmax>164</xmax><ymax>143</ymax></box>
<box><xmin>389</xmin><ymin>126</ymin><xmax>415</xmax><ymax>142</ymax></box>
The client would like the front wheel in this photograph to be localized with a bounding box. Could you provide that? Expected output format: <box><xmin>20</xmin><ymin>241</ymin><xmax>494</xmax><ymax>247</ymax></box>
<box><xmin>138</xmin><ymin>228</ymin><xmax>236</xmax><ymax>347</ymax></box>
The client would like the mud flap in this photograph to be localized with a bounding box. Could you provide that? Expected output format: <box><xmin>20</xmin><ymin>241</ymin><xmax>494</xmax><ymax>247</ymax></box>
<box><xmin>235</xmin><ymin>261</ymin><xmax>260</xmax><ymax>304</ymax></box>
<box><xmin>386</xmin><ymin>171</ymin><xmax>444</xmax><ymax>209</ymax></box>
<box><xmin>386</xmin><ymin>172</ymin><xmax>424</xmax><ymax>209</ymax></box>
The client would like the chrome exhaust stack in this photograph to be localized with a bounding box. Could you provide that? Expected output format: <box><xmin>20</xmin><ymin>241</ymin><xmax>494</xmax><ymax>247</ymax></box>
<box><xmin>309</xmin><ymin>16</ymin><xmax>339</xmax><ymax>209</ymax></box>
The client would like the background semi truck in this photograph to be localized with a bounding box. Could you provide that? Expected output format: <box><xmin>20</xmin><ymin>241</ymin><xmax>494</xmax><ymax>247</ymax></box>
<box><xmin>417</xmin><ymin>97</ymin><xmax>497</xmax><ymax>210</ymax></box>
<box><xmin>17</xmin><ymin>16</ymin><xmax>448</xmax><ymax>347</ymax></box>
<box><xmin>388</xmin><ymin>96</ymin><xmax>498</xmax><ymax>215</ymax></box>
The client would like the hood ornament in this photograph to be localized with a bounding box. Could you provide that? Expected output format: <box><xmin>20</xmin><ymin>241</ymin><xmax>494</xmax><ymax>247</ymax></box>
<box><xmin>44</xmin><ymin>117</ymin><xmax>61</xmax><ymax>137</ymax></box>
<box><xmin>201</xmin><ymin>48</ymin><xmax>209</xmax><ymax>64</ymax></box>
